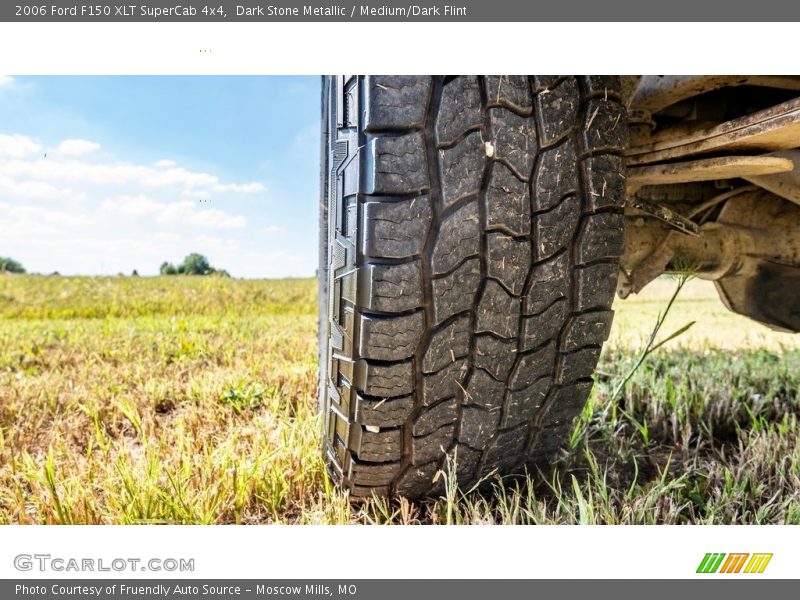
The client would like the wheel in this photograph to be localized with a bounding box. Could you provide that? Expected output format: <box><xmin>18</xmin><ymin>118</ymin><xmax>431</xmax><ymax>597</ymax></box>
<box><xmin>319</xmin><ymin>75</ymin><xmax>628</xmax><ymax>499</ymax></box>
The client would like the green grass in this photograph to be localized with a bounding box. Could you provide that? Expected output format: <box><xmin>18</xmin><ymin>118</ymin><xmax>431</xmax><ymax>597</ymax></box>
<box><xmin>0</xmin><ymin>274</ymin><xmax>798</xmax><ymax>524</ymax></box>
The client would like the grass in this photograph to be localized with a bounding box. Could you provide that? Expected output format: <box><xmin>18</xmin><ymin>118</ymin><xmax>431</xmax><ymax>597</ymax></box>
<box><xmin>0</xmin><ymin>274</ymin><xmax>798</xmax><ymax>524</ymax></box>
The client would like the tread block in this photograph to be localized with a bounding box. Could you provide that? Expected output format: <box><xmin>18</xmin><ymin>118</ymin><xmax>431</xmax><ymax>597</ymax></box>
<box><xmin>439</xmin><ymin>131</ymin><xmax>486</xmax><ymax>209</ymax></box>
<box><xmin>395</xmin><ymin>461</ymin><xmax>440</xmax><ymax>498</ymax></box>
<box><xmin>508</xmin><ymin>341</ymin><xmax>556</xmax><ymax>391</ymax></box>
<box><xmin>520</xmin><ymin>299</ymin><xmax>569</xmax><ymax>351</ymax></box>
<box><xmin>356</xmin><ymin>427</ymin><xmax>402</xmax><ymax>463</ymax></box>
<box><xmin>583</xmin><ymin>76</ymin><xmax>622</xmax><ymax>98</ymax></box>
<box><xmin>413</xmin><ymin>397</ymin><xmax>459</xmax><ymax>436</ymax></box>
<box><xmin>582</xmin><ymin>154</ymin><xmax>626</xmax><ymax>211</ymax></box>
<box><xmin>464</xmin><ymin>368</ymin><xmax>505</xmax><ymax>410</ymax></box>
<box><xmin>576</xmin><ymin>212</ymin><xmax>625</xmax><ymax>264</ymax></box>
<box><xmin>354</xmin><ymin>359</ymin><xmax>414</xmax><ymax>397</ymax></box>
<box><xmin>575</xmin><ymin>262</ymin><xmax>619</xmax><ymax>311</ymax></box>
<box><xmin>436</xmin><ymin>76</ymin><xmax>482</xmax><ymax>145</ymax></box>
<box><xmin>351</xmin><ymin>485</ymin><xmax>390</xmax><ymax>498</ymax></box>
<box><xmin>431</xmin><ymin>200</ymin><xmax>481</xmax><ymax>275</ymax></box>
<box><xmin>411</xmin><ymin>424</ymin><xmax>456</xmax><ymax>466</ymax></box>
<box><xmin>503</xmin><ymin>377</ymin><xmax>551</xmax><ymax>428</ymax></box>
<box><xmin>422</xmin><ymin>358</ymin><xmax>468</xmax><ymax>406</ymax></box>
<box><xmin>534</xmin><ymin>195</ymin><xmax>581</xmax><ymax>261</ymax></box>
<box><xmin>349</xmin><ymin>461</ymin><xmax>402</xmax><ymax>487</ymax></box>
<box><xmin>532</xmin><ymin>76</ymin><xmax>563</xmax><ymax>92</ymax></box>
<box><xmin>453</xmin><ymin>444</ymin><xmax>483</xmax><ymax>486</ymax></box>
<box><xmin>487</xmin><ymin>232</ymin><xmax>531</xmax><ymax>296</ymax></box>
<box><xmin>432</xmin><ymin>258</ymin><xmax>481</xmax><ymax>325</ymax></box>
<box><xmin>355</xmin><ymin>394</ymin><xmax>414</xmax><ymax>428</ymax></box>
<box><xmin>581</xmin><ymin>98</ymin><xmax>627</xmax><ymax>153</ymax></box>
<box><xmin>365</xmin><ymin>76</ymin><xmax>431</xmax><ymax>130</ymax></box>
<box><xmin>489</xmin><ymin>108</ymin><xmax>537</xmax><ymax>178</ymax></box>
<box><xmin>362</xmin><ymin>195</ymin><xmax>432</xmax><ymax>259</ymax></box>
<box><xmin>476</xmin><ymin>279</ymin><xmax>521</xmax><ymax>339</ymax></box>
<box><xmin>535</xmin><ymin>77</ymin><xmax>579</xmax><ymax>146</ymax></box>
<box><xmin>557</xmin><ymin>347</ymin><xmax>602</xmax><ymax>384</ymax></box>
<box><xmin>485</xmin><ymin>76</ymin><xmax>533</xmax><ymax>113</ymax></box>
<box><xmin>524</xmin><ymin>252</ymin><xmax>570</xmax><ymax>314</ymax></box>
<box><xmin>529</xmin><ymin>423</ymin><xmax>573</xmax><ymax>458</ymax></box>
<box><xmin>560</xmin><ymin>310</ymin><xmax>614</xmax><ymax>352</ymax></box>
<box><xmin>360</xmin><ymin>261</ymin><xmax>423</xmax><ymax>312</ymax></box>
<box><xmin>474</xmin><ymin>335</ymin><xmax>517</xmax><ymax>382</ymax></box>
<box><xmin>422</xmin><ymin>314</ymin><xmax>471</xmax><ymax>373</ymax></box>
<box><xmin>358</xmin><ymin>311</ymin><xmax>424</xmax><ymax>361</ymax></box>
<box><xmin>533</xmin><ymin>139</ymin><xmax>578</xmax><ymax>212</ymax></box>
<box><xmin>486</xmin><ymin>162</ymin><xmax>531</xmax><ymax>236</ymax></box>
<box><xmin>459</xmin><ymin>405</ymin><xmax>501</xmax><ymax>450</ymax></box>
<box><xmin>541</xmin><ymin>381</ymin><xmax>594</xmax><ymax>426</ymax></box>
<box><xmin>481</xmin><ymin>426</ymin><xmax>528</xmax><ymax>474</ymax></box>
<box><xmin>367</xmin><ymin>132</ymin><xmax>429</xmax><ymax>194</ymax></box>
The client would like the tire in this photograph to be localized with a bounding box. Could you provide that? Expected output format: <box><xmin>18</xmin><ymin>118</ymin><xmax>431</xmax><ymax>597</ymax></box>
<box><xmin>319</xmin><ymin>76</ymin><xmax>627</xmax><ymax>499</ymax></box>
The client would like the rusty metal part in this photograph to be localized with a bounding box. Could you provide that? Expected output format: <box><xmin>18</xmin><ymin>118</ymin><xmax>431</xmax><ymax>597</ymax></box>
<box><xmin>715</xmin><ymin>189</ymin><xmax>800</xmax><ymax>274</ymax></box>
<box><xmin>620</xmin><ymin>186</ymin><xmax>755</xmax><ymax>295</ymax></box>
<box><xmin>714</xmin><ymin>190</ymin><xmax>800</xmax><ymax>332</ymax></box>
<box><xmin>627</xmin><ymin>197</ymin><xmax>700</xmax><ymax>237</ymax></box>
<box><xmin>687</xmin><ymin>185</ymin><xmax>758</xmax><ymax>223</ymax></box>
<box><xmin>647</xmin><ymin>120</ymin><xmax>719</xmax><ymax>145</ymax></box>
<box><xmin>617</xmin><ymin>224</ymin><xmax>674</xmax><ymax>298</ymax></box>
<box><xmin>627</xmin><ymin>155</ymin><xmax>793</xmax><ymax>190</ymax></box>
<box><xmin>744</xmin><ymin>149</ymin><xmax>800</xmax><ymax>207</ymax></box>
<box><xmin>627</xmin><ymin>97</ymin><xmax>800</xmax><ymax>165</ymax></box>
<box><xmin>620</xmin><ymin>190</ymin><xmax>800</xmax><ymax>302</ymax></box>
<box><xmin>623</xmin><ymin>220</ymin><xmax>743</xmax><ymax>285</ymax></box>
<box><xmin>630</xmin><ymin>75</ymin><xmax>800</xmax><ymax>114</ymax></box>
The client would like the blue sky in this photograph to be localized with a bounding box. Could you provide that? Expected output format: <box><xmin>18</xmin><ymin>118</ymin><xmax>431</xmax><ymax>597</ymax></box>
<box><xmin>0</xmin><ymin>76</ymin><xmax>320</xmax><ymax>277</ymax></box>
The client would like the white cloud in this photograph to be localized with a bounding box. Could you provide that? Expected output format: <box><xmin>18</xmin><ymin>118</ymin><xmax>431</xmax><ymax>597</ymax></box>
<box><xmin>100</xmin><ymin>194</ymin><xmax>164</xmax><ymax>217</ymax></box>
<box><xmin>102</xmin><ymin>195</ymin><xmax>247</xmax><ymax>229</ymax></box>
<box><xmin>0</xmin><ymin>134</ymin><xmax>42</xmax><ymax>158</ymax></box>
<box><xmin>157</xmin><ymin>200</ymin><xmax>247</xmax><ymax>229</ymax></box>
<box><xmin>0</xmin><ymin>158</ymin><xmax>264</xmax><ymax>194</ymax></box>
<box><xmin>155</xmin><ymin>159</ymin><xmax>176</xmax><ymax>168</ymax></box>
<box><xmin>213</xmin><ymin>182</ymin><xmax>266</xmax><ymax>194</ymax></box>
<box><xmin>0</xmin><ymin>201</ymin><xmax>93</xmax><ymax>228</ymax></box>
<box><xmin>193</xmin><ymin>234</ymin><xmax>240</xmax><ymax>251</ymax></box>
<box><xmin>0</xmin><ymin>174</ymin><xmax>83</xmax><ymax>200</ymax></box>
<box><xmin>153</xmin><ymin>232</ymin><xmax>181</xmax><ymax>243</ymax></box>
<box><xmin>0</xmin><ymin>76</ymin><xmax>13</xmax><ymax>87</ymax></box>
<box><xmin>56</xmin><ymin>138</ymin><xmax>101</xmax><ymax>156</ymax></box>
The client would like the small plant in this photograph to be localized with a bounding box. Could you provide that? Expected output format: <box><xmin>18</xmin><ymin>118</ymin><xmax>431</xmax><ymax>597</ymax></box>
<box><xmin>610</xmin><ymin>273</ymin><xmax>696</xmax><ymax>404</ymax></box>
<box><xmin>219</xmin><ymin>383</ymin><xmax>267</xmax><ymax>413</ymax></box>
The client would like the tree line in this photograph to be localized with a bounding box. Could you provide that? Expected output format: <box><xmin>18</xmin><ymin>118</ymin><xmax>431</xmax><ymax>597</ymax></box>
<box><xmin>0</xmin><ymin>253</ymin><xmax>229</xmax><ymax>276</ymax></box>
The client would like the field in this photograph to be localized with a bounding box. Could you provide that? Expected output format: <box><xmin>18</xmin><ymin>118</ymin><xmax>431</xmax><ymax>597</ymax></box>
<box><xmin>0</xmin><ymin>274</ymin><xmax>798</xmax><ymax>524</ymax></box>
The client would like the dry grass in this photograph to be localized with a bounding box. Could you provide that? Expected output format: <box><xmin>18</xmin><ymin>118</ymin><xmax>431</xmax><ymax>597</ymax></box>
<box><xmin>610</xmin><ymin>278</ymin><xmax>799</xmax><ymax>352</ymax></box>
<box><xmin>0</xmin><ymin>274</ymin><xmax>798</xmax><ymax>524</ymax></box>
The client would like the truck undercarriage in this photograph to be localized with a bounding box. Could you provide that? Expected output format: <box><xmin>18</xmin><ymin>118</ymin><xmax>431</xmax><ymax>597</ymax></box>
<box><xmin>620</xmin><ymin>75</ymin><xmax>800</xmax><ymax>331</ymax></box>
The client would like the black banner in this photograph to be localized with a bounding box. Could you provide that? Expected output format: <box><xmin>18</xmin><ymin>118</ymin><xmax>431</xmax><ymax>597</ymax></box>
<box><xmin>4</xmin><ymin>0</ymin><xmax>800</xmax><ymax>22</ymax></box>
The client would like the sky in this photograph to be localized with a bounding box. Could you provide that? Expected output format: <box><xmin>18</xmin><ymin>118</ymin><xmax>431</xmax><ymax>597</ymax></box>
<box><xmin>0</xmin><ymin>75</ymin><xmax>320</xmax><ymax>278</ymax></box>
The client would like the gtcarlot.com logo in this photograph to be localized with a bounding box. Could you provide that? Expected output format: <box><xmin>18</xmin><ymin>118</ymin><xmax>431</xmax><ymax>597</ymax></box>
<box><xmin>696</xmin><ymin>553</ymin><xmax>773</xmax><ymax>574</ymax></box>
<box><xmin>14</xmin><ymin>554</ymin><xmax>195</xmax><ymax>573</ymax></box>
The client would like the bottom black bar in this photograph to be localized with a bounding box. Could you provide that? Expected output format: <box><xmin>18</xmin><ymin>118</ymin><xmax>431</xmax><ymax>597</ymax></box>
<box><xmin>1</xmin><ymin>580</ymin><xmax>794</xmax><ymax>600</ymax></box>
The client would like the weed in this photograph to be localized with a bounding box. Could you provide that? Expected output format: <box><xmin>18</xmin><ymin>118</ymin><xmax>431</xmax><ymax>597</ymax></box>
<box><xmin>0</xmin><ymin>274</ymin><xmax>798</xmax><ymax>524</ymax></box>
